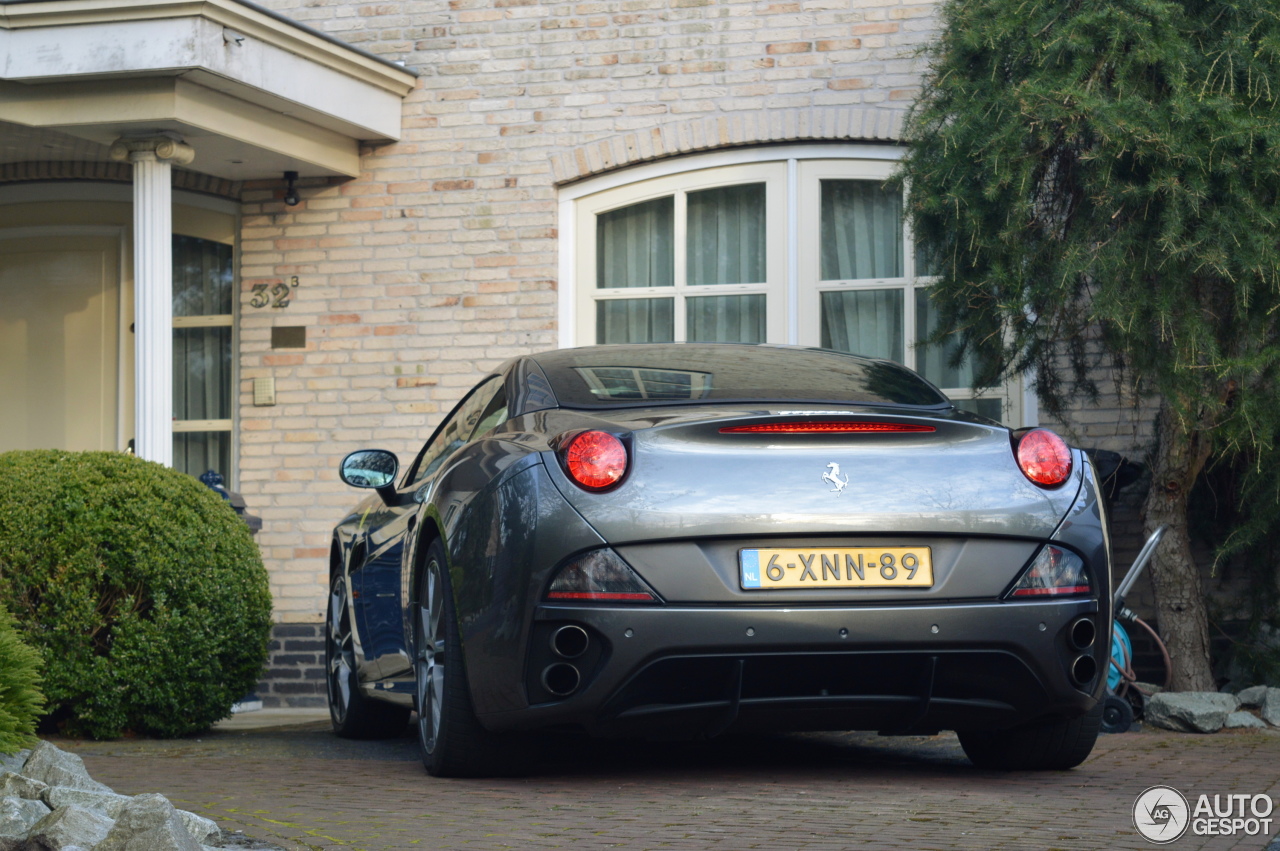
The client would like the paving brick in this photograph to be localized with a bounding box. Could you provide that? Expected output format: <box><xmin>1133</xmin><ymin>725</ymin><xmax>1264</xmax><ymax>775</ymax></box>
<box><xmin>66</xmin><ymin>728</ymin><xmax>1280</xmax><ymax>851</ymax></box>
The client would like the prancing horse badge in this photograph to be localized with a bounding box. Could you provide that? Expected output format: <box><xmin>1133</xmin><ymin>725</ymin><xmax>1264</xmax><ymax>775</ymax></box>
<box><xmin>822</xmin><ymin>462</ymin><xmax>849</xmax><ymax>495</ymax></box>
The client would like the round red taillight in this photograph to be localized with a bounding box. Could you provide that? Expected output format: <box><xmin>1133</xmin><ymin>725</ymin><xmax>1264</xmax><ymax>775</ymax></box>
<box><xmin>564</xmin><ymin>431</ymin><xmax>628</xmax><ymax>490</ymax></box>
<box><xmin>1016</xmin><ymin>428</ymin><xmax>1073</xmax><ymax>486</ymax></box>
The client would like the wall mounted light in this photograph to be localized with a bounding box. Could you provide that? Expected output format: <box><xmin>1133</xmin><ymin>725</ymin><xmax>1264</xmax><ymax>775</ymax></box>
<box><xmin>283</xmin><ymin>170</ymin><xmax>300</xmax><ymax>206</ymax></box>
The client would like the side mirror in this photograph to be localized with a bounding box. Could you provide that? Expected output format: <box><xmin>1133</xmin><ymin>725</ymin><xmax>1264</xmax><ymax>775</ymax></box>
<box><xmin>339</xmin><ymin>449</ymin><xmax>399</xmax><ymax>503</ymax></box>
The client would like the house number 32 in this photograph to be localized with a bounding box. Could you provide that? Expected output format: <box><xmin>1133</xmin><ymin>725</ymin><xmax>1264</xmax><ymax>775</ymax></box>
<box><xmin>250</xmin><ymin>276</ymin><xmax>300</xmax><ymax>309</ymax></box>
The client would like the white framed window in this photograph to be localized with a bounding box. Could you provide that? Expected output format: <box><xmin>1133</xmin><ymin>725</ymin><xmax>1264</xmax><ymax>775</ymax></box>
<box><xmin>574</xmin><ymin>163</ymin><xmax>787</xmax><ymax>346</ymax></box>
<box><xmin>171</xmin><ymin>234</ymin><xmax>235</xmax><ymax>480</ymax></box>
<box><xmin>560</xmin><ymin>145</ymin><xmax>1026</xmax><ymax>425</ymax></box>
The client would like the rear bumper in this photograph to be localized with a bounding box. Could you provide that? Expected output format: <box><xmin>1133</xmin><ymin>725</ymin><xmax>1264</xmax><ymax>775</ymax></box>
<box><xmin>481</xmin><ymin>597</ymin><xmax>1106</xmax><ymax>736</ymax></box>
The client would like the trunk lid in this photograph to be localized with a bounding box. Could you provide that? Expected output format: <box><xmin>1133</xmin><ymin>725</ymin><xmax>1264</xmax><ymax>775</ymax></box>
<box><xmin>543</xmin><ymin>405</ymin><xmax>1081</xmax><ymax>544</ymax></box>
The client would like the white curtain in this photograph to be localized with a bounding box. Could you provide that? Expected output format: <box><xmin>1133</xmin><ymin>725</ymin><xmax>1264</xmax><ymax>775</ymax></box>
<box><xmin>687</xmin><ymin>184</ymin><xmax>765</xmax><ymax>286</ymax></box>
<box><xmin>596</xmin><ymin>298</ymin><xmax>674</xmax><ymax>344</ymax></box>
<box><xmin>596</xmin><ymin>197</ymin><xmax>674</xmax><ymax>289</ymax></box>
<box><xmin>914</xmin><ymin>287</ymin><xmax>978</xmax><ymax>388</ymax></box>
<box><xmin>172</xmin><ymin>236</ymin><xmax>232</xmax><ymax>477</ymax></box>
<box><xmin>687</xmin><ymin>294</ymin><xmax>765</xmax><ymax>343</ymax></box>
<box><xmin>820</xmin><ymin>289</ymin><xmax>904</xmax><ymax>361</ymax></box>
<box><xmin>820</xmin><ymin>180</ymin><xmax>903</xmax><ymax>281</ymax></box>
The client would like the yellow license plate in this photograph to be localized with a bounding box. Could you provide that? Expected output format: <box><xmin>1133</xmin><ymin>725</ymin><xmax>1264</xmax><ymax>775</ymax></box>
<box><xmin>740</xmin><ymin>547</ymin><xmax>933</xmax><ymax>589</ymax></box>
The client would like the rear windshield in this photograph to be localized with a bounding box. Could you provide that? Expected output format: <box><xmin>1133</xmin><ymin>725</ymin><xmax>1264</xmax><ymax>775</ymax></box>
<box><xmin>533</xmin><ymin>345</ymin><xmax>949</xmax><ymax>409</ymax></box>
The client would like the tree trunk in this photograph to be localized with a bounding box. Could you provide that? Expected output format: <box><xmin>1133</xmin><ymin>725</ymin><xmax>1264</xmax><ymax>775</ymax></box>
<box><xmin>1140</xmin><ymin>401</ymin><xmax>1215</xmax><ymax>692</ymax></box>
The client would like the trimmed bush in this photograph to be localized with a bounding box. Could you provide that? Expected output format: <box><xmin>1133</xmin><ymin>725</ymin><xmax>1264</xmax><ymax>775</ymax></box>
<box><xmin>0</xmin><ymin>450</ymin><xmax>272</xmax><ymax>739</ymax></box>
<box><xmin>0</xmin><ymin>604</ymin><xmax>43</xmax><ymax>753</ymax></box>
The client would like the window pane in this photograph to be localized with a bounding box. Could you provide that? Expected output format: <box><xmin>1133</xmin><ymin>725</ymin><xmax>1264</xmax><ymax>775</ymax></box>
<box><xmin>408</xmin><ymin>378</ymin><xmax>500</xmax><ymax>486</ymax></box>
<box><xmin>173</xmin><ymin>431</ymin><xmax>231</xmax><ymax>480</ymax></box>
<box><xmin>955</xmin><ymin>398</ymin><xmax>1003</xmax><ymax>421</ymax></box>
<box><xmin>820</xmin><ymin>180</ymin><xmax>903</xmax><ymax>280</ymax></box>
<box><xmin>596</xmin><ymin>298</ymin><xmax>674</xmax><ymax>343</ymax></box>
<box><xmin>914</xmin><ymin>241</ymin><xmax>939</xmax><ymax>277</ymax></box>
<box><xmin>174</xmin><ymin>327</ymin><xmax>231</xmax><ymax>420</ymax></box>
<box><xmin>820</xmin><ymin>289</ymin><xmax>904</xmax><ymax>362</ymax></box>
<box><xmin>597</xmin><ymin>197</ymin><xmax>674</xmax><ymax>289</ymax></box>
<box><xmin>915</xmin><ymin>288</ymin><xmax>981</xmax><ymax>389</ymax></box>
<box><xmin>686</xmin><ymin>294</ymin><xmax>766</xmax><ymax>343</ymax></box>
<box><xmin>687</xmin><ymin>184</ymin><xmax>766</xmax><ymax>285</ymax></box>
<box><xmin>172</xmin><ymin>236</ymin><xmax>233</xmax><ymax>317</ymax></box>
<box><xmin>575</xmin><ymin>367</ymin><xmax>713</xmax><ymax>401</ymax></box>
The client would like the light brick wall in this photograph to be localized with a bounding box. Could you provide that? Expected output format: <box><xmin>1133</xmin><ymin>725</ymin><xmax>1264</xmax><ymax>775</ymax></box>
<box><xmin>236</xmin><ymin>0</ymin><xmax>944</xmax><ymax>620</ymax></box>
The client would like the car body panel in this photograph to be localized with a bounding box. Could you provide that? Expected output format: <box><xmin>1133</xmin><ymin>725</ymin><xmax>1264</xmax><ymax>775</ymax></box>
<box><xmin>444</xmin><ymin>459</ymin><xmax>607</xmax><ymax>715</ymax></box>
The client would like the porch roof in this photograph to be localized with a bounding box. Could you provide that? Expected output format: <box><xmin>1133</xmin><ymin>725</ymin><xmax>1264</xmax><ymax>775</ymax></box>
<box><xmin>0</xmin><ymin>0</ymin><xmax>417</xmax><ymax>179</ymax></box>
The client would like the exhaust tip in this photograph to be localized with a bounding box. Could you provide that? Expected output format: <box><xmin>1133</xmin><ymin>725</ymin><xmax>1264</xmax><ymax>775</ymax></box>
<box><xmin>1070</xmin><ymin>654</ymin><xmax>1098</xmax><ymax>687</ymax></box>
<box><xmin>551</xmin><ymin>625</ymin><xmax>589</xmax><ymax>659</ymax></box>
<box><xmin>1069</xmin><ymin>617</ymin><xmax>1096</xmax><ymax>650</ymax></box>
<box><xmin>542</xmin><ymin>663</ymin><xmax>581</xmax><ymax>697</ymax></box>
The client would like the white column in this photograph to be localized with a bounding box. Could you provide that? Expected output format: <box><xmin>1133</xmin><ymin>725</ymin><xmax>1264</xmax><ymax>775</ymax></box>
<box><xmin>109</xmin><ymin>136</ymin><xmax>195</xmax><ymax>467</ymax></box>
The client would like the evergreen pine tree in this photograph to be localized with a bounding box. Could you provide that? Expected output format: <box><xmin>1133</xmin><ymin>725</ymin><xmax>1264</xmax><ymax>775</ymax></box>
<box><xmin>899</xmin><ymin>0</ymin><xmax>1280</xmax><ymax>690</ymax></box>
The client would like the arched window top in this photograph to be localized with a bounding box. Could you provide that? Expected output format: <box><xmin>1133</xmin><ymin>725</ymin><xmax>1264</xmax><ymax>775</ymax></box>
<box><xmin>559</xmin><ymin>145</ymin><xmax>1024</xmax><ymax>426</ymax></box>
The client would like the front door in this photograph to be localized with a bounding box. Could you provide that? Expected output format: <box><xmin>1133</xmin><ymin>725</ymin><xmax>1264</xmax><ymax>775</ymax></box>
<box><xmin>0</xmin><ymin>232</ymin><xmax>123</xmax><ymax>452</ymax></box>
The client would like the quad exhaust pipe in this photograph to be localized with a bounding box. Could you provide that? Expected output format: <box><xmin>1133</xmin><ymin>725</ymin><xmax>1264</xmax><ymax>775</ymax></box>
<box><xmin>551</xmin><ymin>625</ymin><xmax>589</xmax><ymax>659</ymax></box>
<box><xmin>541</xmin><ymin>663</ymin><xmax>581</xmax><ymax>696</ymax></box>
<box><xmin>1069</xmin><ymin>616</ymin><xmax>1096</xmax><ymax>650</ymax></box>
<box><xmin>540</xmin><ymin>625</ymin><xmax>589</xmax><ymax>696</ymax></box>
<box><xmin>1070</xmin><ymin>654</ymin><xmax>1098</xmax><ymax>687</ymax></box>
<box><xmin>1066</xmin><ymin>616</ymin><xmax>1097</xmax><ymax>688</ymax></box>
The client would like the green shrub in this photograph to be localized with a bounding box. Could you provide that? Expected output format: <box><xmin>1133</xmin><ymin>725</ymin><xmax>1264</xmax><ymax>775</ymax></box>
<box><xmin>0</xmin><ymin>450</ymin><xmax>272</xmax><ymax>739</ymax></box>
<box><xmin>0</xmin><ymin>605</ymin><xmax>43</xmax><ymax>753</ymax></box>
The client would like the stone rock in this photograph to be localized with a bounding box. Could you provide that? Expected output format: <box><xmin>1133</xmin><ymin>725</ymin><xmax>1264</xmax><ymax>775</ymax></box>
<box><xmin>22</xmin><ymin>803</ymin><xmax>114</xmax><ymax>850</ymax></box>
<box><xmin>1237</xmin><ymin>685</ymin><xmax>1269</xmax><ymax>708</ymax></box>
<box><xmin>1225</xmin><ymin>711</ymin><xmax>1267</xmax><ymax>729</ymax></box>
<box><xmin>0</xmin><ymin>774</ymin><xmax>48</xmax><ymax>802</ymax></box>
<box><xmin>177</xmin><ymin>811</ymin><xmax>219</xmax><ymax>845</ymax></box>
<box><xmin>0</xmin><ymin>796</ymin><xmax>51</xmax><ymax>839</ymax></box>
<box><xmin>1263</xmin><ymin>689</ymin><xmax>1280</xmax><ymax>726</ymax></box>
<box><xmin>0</xmin><ymin>753</ymin><xmax>29</xmax><ymax>776</ymax></box>
<box><xmin>96</xmin><ymin>793</ymin><xmax>200</xmax><ymax>851</ymax></box>
<box><xmin>1145</xmin><ymin>692</ymin><xmax>1240</xmax><ymax>733</ymax></box>
<box><xmin>208</xmin><ymin>829</ymin><xmax>291</xmax><ymax>851</ymax></box>
<box><xmin>43</xmin><ymin>788</ymin><xmax>132</xmax><ymax>819</ymax></box>
<box><xmin>20</xmin><ymin>743</ymin><xmax>112</xmax><ymax>794</ymax></box>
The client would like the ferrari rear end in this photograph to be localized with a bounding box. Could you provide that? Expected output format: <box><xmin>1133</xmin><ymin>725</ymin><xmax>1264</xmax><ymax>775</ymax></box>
<box><xmin>487</xmin><ymin>345</ymin><xmax>1110</xmax><ymax>769</ymax></box>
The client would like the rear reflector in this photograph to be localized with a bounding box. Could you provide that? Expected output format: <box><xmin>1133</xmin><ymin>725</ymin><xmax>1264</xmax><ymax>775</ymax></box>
<box><xmin>546</xmin><ymin>548</ymin><xmax>660</xmax><ymax>604</ymax></box>
<box><xmin>1008</xmin><ymin>545</ymin><xmax>1091</xmax><ymax>598</ymax></box>
<box><xmin>720</xmin><ymin>422</ymin><xmax>936</xmax><ymax>434</ymax></box>
<box><xmin>545</xmin><ymin>591</ymin><xmax>655</xmax><ymax>601</ymax></box>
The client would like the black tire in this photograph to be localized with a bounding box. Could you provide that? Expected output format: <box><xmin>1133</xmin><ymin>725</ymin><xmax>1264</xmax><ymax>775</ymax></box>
<box><xmin>1100</xmin><ymin>694</ymin><xmax>1135</xmax><ymax>734</ymax></box>
<box><xmin>414</xmin><ymin>539</ymin><xmax>535</xmax><ymax>777</ymax></box>
<box><xmin>958</xmin><ymin>701</ymin><xmax>1103</xmax><ymax>770</ymax></box>
<box><xmin>325</xmin><ymin>572</ymin><xmax>411</xmax><ymax>739</ymax></box>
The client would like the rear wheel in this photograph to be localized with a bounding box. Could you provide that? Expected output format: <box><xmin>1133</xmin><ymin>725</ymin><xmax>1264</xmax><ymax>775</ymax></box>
<box><xmin>326</xmin><ymin>572</ymin><xmax>410</xmax><ymax>738</ymax></box>
<box><xmin>414</xmin><ymin>539</ymin><xmax>535</xmax><ymax>777</ymax></box>
<box><xmin>958</xmin><ymin>702</ymin><xmax>1103</xmax><ymax>770</ymax></box>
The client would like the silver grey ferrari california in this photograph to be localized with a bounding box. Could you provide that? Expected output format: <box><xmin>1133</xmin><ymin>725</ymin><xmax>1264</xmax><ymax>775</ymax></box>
<box><xmin>328</xmin><ymin>344</ymin><xmax>1109</xmax><ymax>776</ymax></box>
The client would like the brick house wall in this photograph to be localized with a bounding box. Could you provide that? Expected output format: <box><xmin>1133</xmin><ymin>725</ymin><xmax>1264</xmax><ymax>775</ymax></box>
<box><xmin>228</xmin><ymin>0</ymin><xmax>1243</xmax><ymax>703</ymax></box>
<box><xmin>236</xmin><ymin>0</ymin><xmax>944</xmax><ymax>632</ymax></box>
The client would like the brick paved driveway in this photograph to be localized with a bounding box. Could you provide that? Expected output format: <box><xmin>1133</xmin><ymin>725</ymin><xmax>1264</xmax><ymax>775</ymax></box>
<box><xmin>58</xmin><ymin>719</ymin><xmax>1280</xmax><ymax>851</ymax></box>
